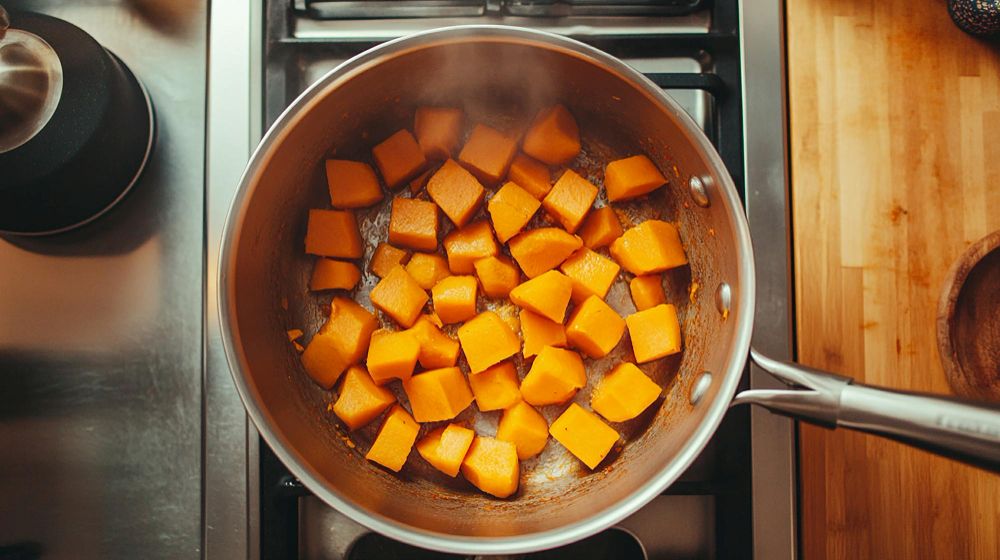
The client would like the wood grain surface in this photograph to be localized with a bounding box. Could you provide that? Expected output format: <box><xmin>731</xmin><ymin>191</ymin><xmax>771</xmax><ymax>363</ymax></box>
<box><xmin>787</xmin><ymin>0</ymin><xmax>1000</xmax><ymax>558</ymax></box>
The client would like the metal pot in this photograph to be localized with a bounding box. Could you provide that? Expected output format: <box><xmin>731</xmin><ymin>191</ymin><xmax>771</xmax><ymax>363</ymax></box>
<box><xmin>219</xmin><ymin>26</ymin><xmax>1000</xmax><ymax>554</ymax></box>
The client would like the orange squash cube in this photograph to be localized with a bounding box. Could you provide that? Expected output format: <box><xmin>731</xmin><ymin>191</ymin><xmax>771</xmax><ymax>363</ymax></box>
<box><xmin>431</xmin><ymin>275</ymin><xmax>478</xmax><ymax>324</ymax></box>
<box><xmin>369</xmin><ymin>243</ymin><xmax>410</xmax><ymax>278</ymax></box>
<box><xmin>366</xmin><ymin>329</ymin><xmax>421</xmax><ymax>384</ymax></box>
<box><xmin>520</xmin><ymin>346</ymin><xmax>586</xmax><ymax>406</ymax></box>
<box><xmin>372</xmin><ymin>129</ymin><xmax>427</xmax><ymax>189</ymax></box>
<box><xmin>507</xmin><ymin>153</ymin><xmax>552</xmax><ymax>200</ymax></box>
<box><xmin>443</xmin><ymin>220</ymin><xmax>499</xmax><ymax>274</ymax></box>
<box><xmin>508</xmin><ymin>270</ymin><xmax>573</xmax><ymax>324</ymax></box>
<box><xmin>458</xmin><ymin>124</ymin><xmax>518</xmax><ymax>185</ymax></box>
<box><xmin>414</xmin><ymin>107</ymin><xmax>463</xmax><ymax>160</ymax></box>
<box><xmin>332</xmin><ymin>366</ymin><xmax>396</xmax><ymax>430</ymax></box>
<box><xmin>559</xmin><ymin>247</ymin><xmax>621</xmax><ymax>304</ymax></box>
<box><xmin>473</xmin><ymin>255</ymin><xmax>520</xmax><ymax>298</ymax></box>
<box><xmin>365</xmin><ymin>404</ymin><xmax>420</xmax><ymax>472</ymax></box>
<box><xmin>487</xmin><ymin>181</ymin><xmax>541</xmax><ymax>243</ymax></box>
<box><xmin>388</xmin><ymin>197</ymin><xmax>439</xmax><ymax>252</ymax></box>
<box><xmin>578</xmin><ymin>206</ymin><xmax>624</xmax><ymax>249</ymax></box>
<box><xmin>549</xmin><ymin>403</ymin><xmax>619</xmax><ymax>470</ymax></box>
<box><xmin>457</xmin><ymin>311</ymin><xmax>520</xmax><ymax>373</ymax></box>
<box><xmin>427</xmin><ymin>159</ymin><xmax>486</xmax><ymax>228</ymax></box>
<box><xmin>604</xmin><ymin>154</ymin><xmax>667</xmax><ymax>202</ymax></box>
<box><xmin>408</xmin><ymin>315</ymin><xmax>461</xmax><ymax>369</ymax></box>
<box><xmin>497</xmin><ymin>401</ymin><xmax>548</xmax><ymax>460</ymax></box>
<box><xmin>507</xmin><ymin>227</ymin><xmax>583</xmax><ymax>278</ymax></box>
<box><xmin>565</xmin><ymin>296</ymin><xmax>625</xmax><ymax>359</ymax></box>
<box><xmin>519</xmin><ymin>309</ymin><xmax>566</xmax><ymax>359</ymax></box>
<box><xmin>542</xmin><ymin>170</ymin><xmax>598</xmax><ymax>233</ymax></box>
<box><xmin>629</xmin><ymin>275</ymin><xmax>666</xmax><ymax>311</ymax></box>
<box><xmin>405</xmin><ymin>252</ymin><xmax>450</xmax><ymax>290</ymax></box>
<box><xmin>304</xmin><ymin>209</ymin><xmax>363</xmax><ymax>258</ymax></box>
<box><xmin>461</xmin><ymin>436</ymin><xmax>519</xmax><ymax>498</ymax></box>
<box><xmin>402</xmin><ymin>367</ymin><xmax>474</xmax><ymax>422</ymax></box>
<box><xmin>522</xmin><ymin>105</ymin><xmax>580</xmax><ymax>166</ymax></box>
<box><xmin>610</xmin><ymin>220</ymin><xmax>688</xmax><ymax>275</ymax></box>
<box><xmin>301</xmin><ymin>297</ymin><xmax>378</xmax><ymax>388</ymax></box>
<box><xmin>415</xmin><ymin>423</ymin><xmax>475</xmax><ymax>477</ymax></box>
<box><xmin>468</xmin><ymin>361</ymin><xmax>521</xmax><ymax>412</ymax></box>
<box><xmin>325</xmin><ymin>159</ymin><xmax>384</xmax><ymax>209</ymax></box>
<box><xmin>369</xmin><ymin>266</ymin><xmax>428</xmax><ymax>328</ymax></box>
<box><xmin>591</xmin><ymin>363</ymin><xmax>661</xmax><ymax>422</ymax></box>
<box><xmin>409</xmin><ymin>168</ymin><xmax>433</xmax><ymax>195</ymax></box>
<box><xmin>310</xmin><ymin>259</ymin><xmax>361</xmax><ymax>291</ymax></box>
<box><xmin>626</xmin><ymin>303</ymin><xmax>682</xmax><ymax>363</ymax></box>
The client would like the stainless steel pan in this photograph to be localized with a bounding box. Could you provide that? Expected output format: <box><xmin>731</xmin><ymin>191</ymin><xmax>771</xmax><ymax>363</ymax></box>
<box><xmin>219</xmin><ymin>26</ymin><xmax>1000</xmax><ymax>555</ymax></box>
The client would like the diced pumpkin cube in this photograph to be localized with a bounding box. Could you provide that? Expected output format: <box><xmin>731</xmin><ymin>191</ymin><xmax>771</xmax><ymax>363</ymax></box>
<box><xmin>416</xmin><ymin>424</ymin><xmax>475</xmax><ymax>477</ymax></box>
<box><xmin>549</xmin><ymin>403</ymin><xmax>619</xmax><ymax>470</ymax></box>
<box><xmin>405</xmin><ymin>253</ymin><xmax>451</xmax><ymax>290</ymax></box>
<box><xmin>626</xmin><ymin>303</ymin><xmax>682</xmax><ymax>363</ymax></box>
<box><xmin>507</xmin><ymin>153</ymin><xmax>552</xmax><ymax>200</ymax></box>
<box><xmin>310</xmin><ymin>259</ymin><xmax>361</xmax><ymax>291</ymax></box>
<box><xmin>369</xmin><ymin>243</ymin><xmax>410</xmax><ymax>278</ymax></box>
<box><xmin>473</xmin><ymin>255</ymin><xmax>520</xmax><ymax>298</ymax></box>
<box><xmin>629</xmin><ymin>275</ymin><xmax>665</xmax><ymax>311</ymax></box>
<box><xmin>409</xmin><ymin>168</ymin><xmax>433</xmax><ymax>195</ymax></box>
<box><xmin>522</xmin><ymin>105</ymin><xmax>580</xmax><ymax>165</ymax></box>
<box><xmin>565</xmin><ymin>296</ymin><xmax>625</xmax><ymax>359</ymax></box>
<box><xmin>497</xmin><ymin>401</ymin><xmax>548</xmax><ymax>460</ymax></box>
<box><xmin>370</xmin><ymin>266</ymin><xmax>428</xmax><ymax>328</ymax></box>
<box><xmin>604</xmin><ymin>154</ymin><xmax>667</xmax><ymax>202</ymax></box>
<box><xmin>559</xmin><ymin>247</ymin><xmax>621</xmax><ymax>304</ymax></box>
<box><xmin>427</xmin><ymin>159</ymin><xmax>486</xmax><ymax>228</ymax></box>
<box><xmin>301</xmin><ymin>334</ymin><xmax>350</xmax><ymax>389</ymax></box>
<box><xmin>443</xmin><ymin>220</ymin><xmax>499</xmax><ymax>274</ymax></box>
<box><xmin>508</xmin><ymin>228</ymin><xmax>583</xmax><ymax>278</ymax></box>
<box><xmin>372</xmin><ymin>129</ymin><xmax>427</xmax><ymax>189</ymax></box>
<box><xmin>432</xmin><ymin>275</ymin><xmax>478</xmax><ymax>324</ymax></box>
<box><xmin>366</xmin><ymin>329</ymin><xmax>421</xmax><ymax>384</ymax></box>
<box><xmin>325</xmin><ymin>159</ymin><xmax>383</xmax><ymax>209</ymax></box>
<box><xmin>304</xmin><ymin>209</ymin><xmax>363</xmax><ymax>258</ymax></box>
<box><xmin>402</xmin><ymin>367</ymin><xmax>474</xmax><ymax>422</ymax></box>
<box><xmin>542</xmin><ymin>170</ymin><xmax>598</xmax><ymax>233</ymax></box>
<box><xmin>457</xmin><ymin>311</ymin><xmax>520</xmax><ymax>373</ymax></box>
<box><xmin>408</xmin><ymin>315</ymin><xmax>461</xmax><ymax>369</ymax></box>
<box><xmin>287</xmin><ymin>329</ymin><xmax>304</xmax><ymax>342</ymax></box>
<box><xmin>365</xmin><ymin>405</ymin><xmax>420</xmax><ymax>472</ymax></box>
<box><xmin>520</xmin><ymin>309</ymin><xmax>566</xmax><ymax>359</ymax></box>
<box><xmin>609</xmin><ymin>220</ymin><xmax>688</xmax><ymax>275</ymax></box>
<box><xmin>461</xmin><ymin>436</ymin><xmax>519</xmax><ymax>498</ymax></box>
<box><xmin>508</xmin><ymin>270</ymin><xmax>573</xmax><ymax>324</ymax></box>
<box><xmin>458</xmin><ymin>124</ymin><xmax>518</xmax><ymax>185</ymax></box>
<box><xmin>520</xmin><ymin>346</ymin><xmax>586</xmax><ymax>406</ymax></box>
<box><xmin>578</xmin><ymin>206</ymin><xmax>624</xmax><ymax>249</ymax></box>
<box><xmin>469</xmin><ymin>362</ymin><xmax>521</xmax><ymax>412</ymax></box>
<box><xmin>332</xmin><ymin>366</ymin><xmax>396</xmax><ymax>430</ymax></box>
<box><xmin>591</xmin><ymin>363</ymin><xmax>661</xmax><ymax>422</ymax></box>
<box><xmin>414</xmin><ymin>107</ymin><xmax>463</xmax><ymax>160</ymax></box>
<box><xmin>487</xmin><ymin>182</ymin><xmax>541</xmax><ymax>243</ymax></box>
<box><xmin>389</xmin><ymin>197</ymin><xmax>439</xmax><ymax>252</ymax></box>
<box><xmin>302</xmin><ymin>297</ymin><xmax>378</xmax><ymax>388</ymax></box>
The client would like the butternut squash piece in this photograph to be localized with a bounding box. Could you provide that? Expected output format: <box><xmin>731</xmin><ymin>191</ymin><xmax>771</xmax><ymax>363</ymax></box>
<box><xmin>487</xmin><ymin>181</ymin><xmax>541</xmax><ymax>242</ymax></box>
<box><xmin>473</xmin><ymin>255</ymin><xmax>520</xmax><ymax>298</ymax></box>
<box><xmin>468</xmin><ymin>361</ymin><xmax>521</xmax><ymax>412</ymax></box>
<box><xmin>366</xmin><ymin>329</ymin><xmax>421</xmax><ymax>384</ymax></box>
<box><xmin>304</xmin><ymin>209</ymin><xmax>363</xmax><ymax>258</ymax></box>
<box><xmin>519</xmin><ymin>309</ymin><xmax>566</xmax><ymax>359</ymax></box>
<box><xmin>609</xmin><ymin>220</ymin><xmax>688</xmax><ymax>275</ymax></box>
<box><xmin>369</xmin><ymin>243</ymin><xmax>410</xmax><ymax>278</ymax></box>
<box><xmin>443</xmin><ymin>220</ymin><xmax>499</xmax><ymax>274</ymax></box>
<box><xmin>332</xmin><ymin>366</ymin><xmax>396</xmax><ymax>430</ymax></box>
<box><xmin>542</xmin><ymin>169</ymin><xmax>598</xmax><ymax>233</ymax></box>
<box><xmin>365</xmin><ymin>405</ymin><xmax>420</xmax><ymax>472</ymax></box>
<box><xmin>461</xmin><ymin>436</ymin><xmax>519</xmax><ymax>498</ymax></box>
<box><xmin>405</xmin><ymin>252</ymin><xmax>451</xmax><ymax>290</ymax></box>
<box><xmin>496</xmin><ymin>401</ymin><xmax>548</xmax><ymax>460</ymax></box>
<box><xmin>409</xmin><ymin>168</ymin><xmax>433</xmax><ymax>195</ymax></box>
<box><xmin>369</xmin><ymin>265</ymin><xmax>428</xmax><ymax>328</ymax></box>
<box><xmin>431</xmin><ymin>275</ymin><xmax>478</xmax><ymax>324</ymax></box>
<box><xmin>458</xmin><ymin>124</ymin><xmax>518</xmax><ymax>185</ymax></box>
<box><xmin>402</xmin><ymin>367</ymin><xmax>474</xmax><ymax>422</ymax></box>
<box><xmin>416</xmin><ymin>424</ymin><xmax>475</xmax><ymax>477</ymax></box>
<box><xmin>522</xmin><ymin>105</ymin><xmax>581</xmax><ymax>165</ymax></box>
<box><xmin>301</xmin><ymin>297</ymin><xmax>378</xmax><ymax>388</ymax></box>
<box><xmin>520</xmin><ymin>346</ymin><xmax>586</xmax><ymax>406</ymax></box>
<box><xmin>507</xmin><ymin>153</ymin><xmax>552</xmax><ymax>200</ymax></box>
<box><xmin>286</xmin><ymin>329</ymin><xmax>304</xmax><ymax>342</ymax></box>
<box><xmin>629</xmin><ymin>275</ymin><xmax>666</xmax><ymax>311</ymax></box>
<box><xmin>507</xmin><ymin>227</ymin><xmax>583</xmax><ymax>278</ymax></box>
<box><xmin>372</xmin><ymin>129</ymin><xmax>427</xmax><ymax>189</ymax></box>
<box><xmin>625</xmin><ymin>303</ymin><xmax>682</xmax><ymax>363</ymax></box>
<box><xmin>549</xmin><ymin>403</ymin><xmax>619</xmax><ymax>470</ymax></box>
<box><xmin>604</xmin><ymin>154</ymin><xmax>667</xmax><ymax>202</ymax></box>
<box><xmin>591</xmin><ymin>363</ymin><xmax>661</xmax><ymax>422</ymax></box>
<box><xmin>414</xmin><ymin>107</ymin><xmax>463</xmax><ymax>160</ymax></box>
<box><xmin>508</xmin><ymin>270</ymin><xmax>573</xmax><ymax>324</ymax></box>
<box><xmin>559</xmin><ymin>247</ymin><xmax>621</xmax><ymax>304</ymax></box>
<box><xmin>578</xmin><ymin>206</ymin><xmax>624</xmax><ymax>249</ymax></box>
<box><xmin>427</xmin><ymin>159</ymin><xmax>486</xmax><ymax>228</ymax></box>
<box><xmin>457</xmin><ymin>311</ymin><xmax>520</xmax><ymax>373</ymax></box>
<box><xmin>565</xmin><ymin>295</ymin><xmax>625</xmax><ymax>359</ymax></box>
<box><xmin>408</xmin><ymin>315</ymin><xmax>461</xmax><ymax>369</ymax></box>
<box><xmin>388</xmin><ymin>197</ymin><xmax>439</xmax><ymax>252</ymax></box>
<box><xmin>325</xmin><ymin>159</ymin><xmax>384</xmax><ymax>209</ymax></box>
<box><xmin>310</xmin><ymin>259</ymin><xmax>361</xmax><ymax>291</ymax></box>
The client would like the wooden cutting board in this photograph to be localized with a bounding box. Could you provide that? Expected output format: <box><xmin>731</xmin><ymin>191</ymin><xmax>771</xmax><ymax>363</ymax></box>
<box><xmin>787</xmin><ymin>0</ymin><xmax>1000</xmax><ymax>558</ymax></box>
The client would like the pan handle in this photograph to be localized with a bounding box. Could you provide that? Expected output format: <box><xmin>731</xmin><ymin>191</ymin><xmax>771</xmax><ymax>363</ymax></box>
<box><xmin>734</xmin><ymin>349</ymin><xmax>1000</xmax><ymax>473</ymax></box>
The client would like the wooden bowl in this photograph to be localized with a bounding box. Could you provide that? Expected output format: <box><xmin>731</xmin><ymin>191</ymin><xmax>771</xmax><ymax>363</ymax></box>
<box><xmin>937</xmin><ymin>230</ymin><xmax>1000</xmax><ymax>401</ymax></box>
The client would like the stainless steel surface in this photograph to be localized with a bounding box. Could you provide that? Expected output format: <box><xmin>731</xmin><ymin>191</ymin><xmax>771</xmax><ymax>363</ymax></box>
<box><xmin>737</xmin><ymin>351</ymin><xmax>852</xmax><ymax>429</ymax></box>
<box><xmin>0</xmin><ymin>14</ymin><xmax>63</xmax><ymax>153</ymax></box>
<box><xmin>0</xmin><ymin>1</ymin><xmax>206</xmax><ymax>559</ymax></box>
<box><xmin>688</xmin><ymin>175</ymin><xmax>710</xmax><ymax>207</ymax></box>
<box><xmin>304</xmin><ymin>0</ymin><xmax>487</xmax><ymax>19</ymax></box>
<box><xmin>689</xmin><ymin>371</ymin><xmax>712</xmax><ymax>405</ymax></box>
<box><xmin>714</xmin><ymin>281</ymin><xmax>731</xmax><ymax>317</ymax></box>
<box><xmin>0</xmin><ymin>5</ymin><xmax>9</xmax><ymax>37</ymax></box>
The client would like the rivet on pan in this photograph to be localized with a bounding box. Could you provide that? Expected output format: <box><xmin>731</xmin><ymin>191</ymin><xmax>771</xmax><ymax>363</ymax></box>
<box><xmin>690</xmin><ymin>372</ymin><xmax>713</xmax><ymax>405</ymax></box>
<box><xmin>688</xmin><ymin>176</ymin><xmax>711</xmax><ymax>207</ymax></box>
<box><xmin>715</xmin><ymin>282</ymin><xmax>732</xmax><ymax>320</ymax></box>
